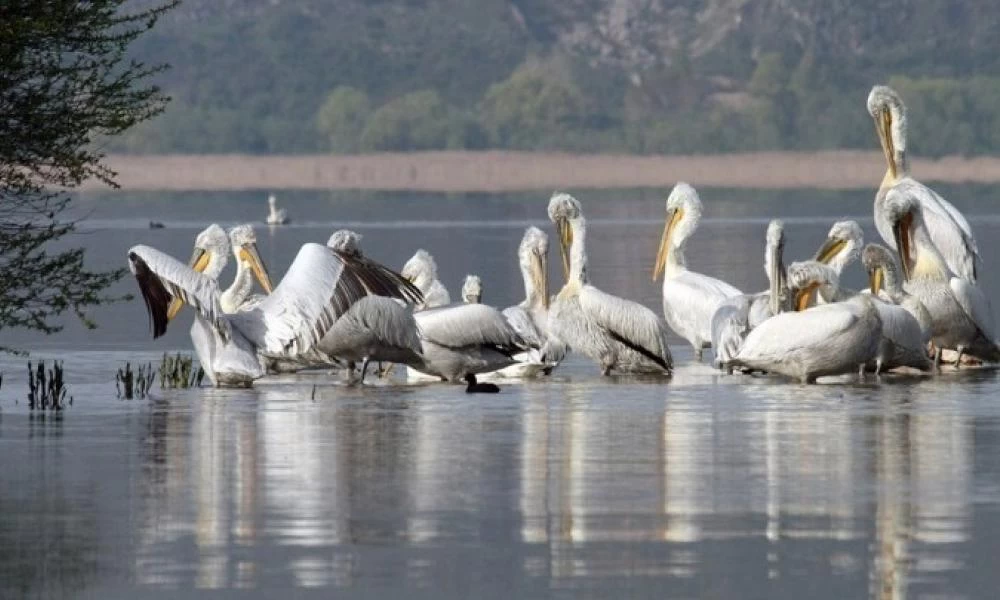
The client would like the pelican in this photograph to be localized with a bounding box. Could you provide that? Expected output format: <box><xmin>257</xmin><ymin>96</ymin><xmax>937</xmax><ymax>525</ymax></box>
<box><xmin>861</xmin><ymin>243</ymin><xmax>933</xmax><ymax>373</ymax></box>
<box><xmin>461</xmin><ymin>275</ymin><xmax>482</xmax><ymax>303</ymax></box>
<box><xmin>730</xmin><ymin>261</ymin><xmax>882</xmax><ymax>383</ymax></box>
<box><xmin>711</xmin><ymin>219</ymin><xmax>787</xmax><ymax>371</ymax></box>
<box><xmin>401</xmin><ymin>249</ymin><xmax>451</xmax><ymax>310</ymax></box>
<box><xmin>654</xmin><ymin>183</ymin><xmax>742</xmax><ymax>360</ymax></box>
<box><xmin>130</xmin><ymin>234</ymin><xmax>409</xmax><ymax>387</ymax></box>
<box><xmin>868</xmin><ymin>85</ymin><xmax>979</xmax><ymax>281</ymax></box>
<box><xmin>408</xmin><ymin>303</ymin><xmax>529</xmax><ymax>382</ymax></box>
<box><xmin>548</xmin><ymin>192</ymin><xmax>672</xmax><ymax>375</ymax></box>
<box><xmin>880</xmin><ymin>184</ymin><xmax>999</xmax><ymax>365</ymax></box>
<box><xmin>810</xmin><ymin>220</ymin><xmax>863</xmax><ymax>303</ymax></box>
<box><xmin>491</xmin><ymin>226</ymin><xmax>564</xmax><ymax>378</ymax></box>
<box><xmin>307</xmin><ymin>230</ymin><xmax>425</xmax><ymax>383</ymax></box>
<box><xmin>266</xmin><ymin>193</ymin><xmax>289</xmax><ymax>225</ymax></box>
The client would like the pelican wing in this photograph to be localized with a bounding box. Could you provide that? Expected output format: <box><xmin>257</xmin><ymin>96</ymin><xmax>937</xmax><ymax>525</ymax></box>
<box><xmin>949</xmin><ymin>277</ymin><xmax>996</xmax><ymax>341</ymax></box>
<box><xmin>737</xmin><ymin>303</ymin><xmax>857</xmax><ymax>364</ymax></box>
<box><xmin>127</xmin><ymin>245</ymin><xmax>227</xmax><ymax>340</ymax></box>
<box><xmin>334</xmin><ymin>251</ymin><xmax>425</xmax><ymax>305</ymax></box>
<box><xmin>233</xmin><ymin>243</ymin><xmax>370</xmax><ymax>356</ymax></box>
<box><xmin>415</xmin><ymin>303</ymin><xmax>526</xmax><ymax>354</ymax></box>
<box><xmin>580</xmin><ymin>285</ymin><xmax>672</xmax><ymax>369</ymax></box>
<box><xmin>664</xmin><ymin>271</ymin><xmax>743</xmax><ymax>340</ymax></box>
<box><xmin>502</xmin><ymin>305</ymin><xmax>545</xmax><ymax>348</ymax></box>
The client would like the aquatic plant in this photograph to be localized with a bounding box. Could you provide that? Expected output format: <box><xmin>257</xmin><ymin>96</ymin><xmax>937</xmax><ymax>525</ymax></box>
<box><xmin>158</xmin><ymin>353</ymin><xmax>205</xmax><ymax>389</ymax></box>
<box><xmin>27</xmin><ymin>361</ymin><xmax>72</xmax><ymax>410</ymax></box>
<box><xmin>116</xmin><ymin>362</ymin><xmax>156</xmax><ymax>399</ymax></box>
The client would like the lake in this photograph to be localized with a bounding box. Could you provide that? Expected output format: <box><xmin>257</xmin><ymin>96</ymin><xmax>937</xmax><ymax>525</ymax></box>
<box><xmin>1</xmin><ymin>186</ymin><xmax>999</xmax><ymax>599</ymax></box>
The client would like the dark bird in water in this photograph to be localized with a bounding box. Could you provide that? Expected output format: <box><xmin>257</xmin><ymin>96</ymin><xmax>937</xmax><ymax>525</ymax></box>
<box><xmin>149</xmin><ymin>221</ymin><xmax>165</xmax><ymax>229</ymax></box>
<box><xmin>465</xmin><ymin>373</ymin><xmax>499</xmax><ymax>394</ymax></box>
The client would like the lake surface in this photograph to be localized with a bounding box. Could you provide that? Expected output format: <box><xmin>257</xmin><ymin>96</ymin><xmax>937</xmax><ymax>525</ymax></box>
<box><xmin>2</xmin><ymin>186</ymin><xmax>1000</xmax><ymax>599</ymax></box>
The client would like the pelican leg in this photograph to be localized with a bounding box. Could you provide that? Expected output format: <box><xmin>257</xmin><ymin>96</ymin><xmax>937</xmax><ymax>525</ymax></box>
<box><xmin>934</xmin><ymin>347</ymin><xmax>943</xmax><ymax>371</ymax></box>
<box><xmin>858</xmin><ymin>363</ymin><xmax>866</xmax><ymax>380</ymax></box>
<box><xmin>695</xmin><ymin>347</ymin><xmax>704</xmax><ymax>361</ymax></box>
<box><xmin>346</xmin><ymin>361</ymin><xmax>358</xmax><ymax>385</ymax></box>
<box><xmin>360</xmin><ymin>357</ymin><xmax>371</xmax><ymax>383</ymax></box>
<box><xmin>875</xmin><ymin>359</ymin><xmax>883</xmax><ymax>376</ymax></box>
<box><xmin>955</xmin><ymin>346</ymin><xmax>966</xmax><ymax>369</ymax></box>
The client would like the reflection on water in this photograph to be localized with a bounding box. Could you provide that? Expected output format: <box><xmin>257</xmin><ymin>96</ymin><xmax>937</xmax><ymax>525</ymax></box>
<box><xmin>1</xmin><ymin>187</ymin><xmax>1000</xmax><ymax>597</ymax></box>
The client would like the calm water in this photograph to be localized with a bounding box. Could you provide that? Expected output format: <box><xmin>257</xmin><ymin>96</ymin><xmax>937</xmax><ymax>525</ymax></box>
<box><xmin>2</xmin><ymin>187</ymin><xmax>1000</xmax><ymax>599</ymax></box>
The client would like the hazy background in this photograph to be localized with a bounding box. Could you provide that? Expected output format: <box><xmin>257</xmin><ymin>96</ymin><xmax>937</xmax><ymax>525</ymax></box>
<box><xmin>116</xmin><ymin>0</ymin><xmax>1000</xmax><ymax>158</ymax></box>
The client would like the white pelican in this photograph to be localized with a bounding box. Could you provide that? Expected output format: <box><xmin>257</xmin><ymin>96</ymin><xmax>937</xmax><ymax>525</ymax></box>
<box><xmin>880</xmin><ymin>184</ymin><xmax>999</xmax><ymax>365</ymax></box>
<box><xmin>548</xmin><ymin>192</ymin><xmax>672</xmax><ymax>375</ymax></box>
<box><xmin>811</xmin><ymin>220</ymin><xmax>863</xmax><ymax>303</ymax></box>
<box><xmin>492</xmin><ymin>226</ymin><xmax>565</xmax><ymax>378</ymax></box>
<box><xmin>266</xmin><ymin>193</ymin><xmax>289</xmax><ymax>225</ymax></box>
<box><xmin>868</xmin><ymin>85</ymin><xmax>979</xmax><ymax>281</ymax></box>
<box><xmin>408</xmin><ymin>303</ymin><xmax>529</xmax><ymax>382</ymax></box>
<box><xmin>309</xmin><ymin>230</ymin><xmax>425</xmax><ymax>383</ymax></box>
<box><xmin>711</xmin><ymin>219</ymin><xmax>787</xmax><ymax>371</ymax></box>
<box><xmin>654</xmin><ymin>182</ymin><xmax>742</xmax><ymax>360</ymax></box>
<box><xmin>461</xmin><ymin>275</ymin><xmax>482</xmax><ymax>304</ymax></box>
<box><xmin>731</xmin><ymin>261</ymin><xmax>882</xmax><ymax>383</ymax></box>
<box><xmin>401</xmin><ymin>249</ymin><xmax>451</xmax><ymax>310</ymax></box>
<box><xmin>129</xmin><ymin>235</ymin><xmax>404</xmax><ymax>387</ymax></box>
<box><xmin>861</xmin><ymin>243</ymin><xmax>933</xmax><ymax>373</ymax></box>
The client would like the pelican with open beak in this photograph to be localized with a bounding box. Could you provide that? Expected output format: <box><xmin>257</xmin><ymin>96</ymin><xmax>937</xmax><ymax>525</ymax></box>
<box><xmin>547</xmin><ymin>192</ymin><xmax>672</xmax><ymax>375</ymax></box>
<box><xmin>881</xmin><ymin>184</ymin><xmax>999</xmax><ymax>366</ymax></box>
<box><xmin>654</xmin><ymin>183</ymin><xmax>742</xmax><ymax>360</ymax></box>
<box><xmin>868</xmin><ymin>85</ymin><xmax>979</xmax><ymax>281</ymax></box>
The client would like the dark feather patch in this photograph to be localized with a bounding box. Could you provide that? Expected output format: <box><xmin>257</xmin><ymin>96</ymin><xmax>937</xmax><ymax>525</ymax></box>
<box><xmin>129</xmin><ymin>252</ymin><xmax>172</xmax><ymax>339</ymax></box>
<box><xmin>607</xmin><ymin>329</ymin><xmax>671</xmax><ymax>372</ymax></box>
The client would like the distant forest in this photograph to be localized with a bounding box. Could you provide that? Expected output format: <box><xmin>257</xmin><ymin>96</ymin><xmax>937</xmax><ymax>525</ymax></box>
<box><xmin>119</xmin><ymin>0</ymin><xmax>1000</xmax><ymax>156</ymax></box>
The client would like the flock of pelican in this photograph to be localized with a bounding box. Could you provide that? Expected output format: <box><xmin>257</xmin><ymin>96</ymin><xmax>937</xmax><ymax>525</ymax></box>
<box><xmin>129</xmin><ymin>85</ymin><xmax>998</xmax><ymax>387</ymax></box>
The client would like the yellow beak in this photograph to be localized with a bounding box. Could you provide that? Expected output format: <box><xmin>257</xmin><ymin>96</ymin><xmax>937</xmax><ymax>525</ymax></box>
<box><xmin>814</xmin><ymin>238</ymin><xmax>846</xmax><ymax>265</ymax></box>
<box><xmin>240</xmin><ymin>243</ymin><xmax>273</xmax><ymax>293</ymax></box>
<box><xmin>794</xmin><ymin>282</ymin><xmax>819</xmax><ymax>312</ymax></box>
<box><xmin>556</xmin><ymin>219</ymin><xmax>572</xmax><ymax>281</ymax></box>
<box><xmin>893</xmin><ymin>213</ymin><xmax>914</xmax><ymax>282</ymax></box>
<box><xmin>869</xmin><ymin>266</ymin><xmax>885</xmax><ymax>296</ymax></box>
<box><xmin>533</xmin><ymin>250</ymin><xmax>549</xmax><ymax>309</ymax></box>
<box><xmin>876</xmin><ymin>109</ymin><xmax>898</xmax><ymax>180</ymax></box>
<box><xmin>653</xmin><ymin>207</ymin><xmax>683</xmax><ymax>281</ymax></box>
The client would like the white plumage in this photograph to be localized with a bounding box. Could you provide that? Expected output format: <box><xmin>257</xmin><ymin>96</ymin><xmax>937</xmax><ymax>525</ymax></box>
<box><xmin>401</xmin><ymin>249</ymin><xmax>451</xmax><ymax>310</ymax></box>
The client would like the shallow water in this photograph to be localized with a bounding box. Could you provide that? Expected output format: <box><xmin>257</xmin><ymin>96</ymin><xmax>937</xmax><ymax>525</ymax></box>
<box><xmin>2</xmin><ymin>187</ymin><xmax>1000</xmax><ymax>598</ymax></box>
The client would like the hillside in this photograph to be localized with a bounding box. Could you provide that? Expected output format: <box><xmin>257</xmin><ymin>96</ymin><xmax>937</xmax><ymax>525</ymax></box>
<box><xmin>120</xmin><ymin>0</ymin><xmax>1000</xmax><ymax>156</ymax></box>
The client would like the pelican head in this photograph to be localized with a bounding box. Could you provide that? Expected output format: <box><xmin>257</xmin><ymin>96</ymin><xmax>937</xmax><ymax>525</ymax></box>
<box><xmin>519</xmin><ymin>226</ymin><xmax>550</xmax><ymax>309</ymax></box>
<box><xmin>867</xmin><ymin>85</ymin><xmax>908</xmax><ymax>180</ymax></box>
<box><xmin>169</xmin><ymin>223</ymin><xmax>229</xmax><ymax>319</ymax></box>
<box><xmin>462</xmin><ymin>275</ymin><xmax>482</xmax><ymax>304</ymax></box>
<box><xmin>765</xmin><ymin>219</ymin><xmax>786</xmax><ymax>315</ymax></box>
<box><xmin>862</xmin><ymin>243</ymin><xmax>902</xmax><ymax>298</ymax></box>
<box><xmin>787</xmin><ymin>260</ymin><xmax>839</xmax><ymax>311</ymax></box>
<box><xmin>268</xmin><ymin>194</ymin><xmax>277</xmax><ymax>207</ymax></box>
<box><xmin>548</xmin><ymin>192</ymin><xmax>582</xmax><ymax>280</ymax></box>
<box><xmin>401</xmin><ymin>249</ymin><xmax>439</xmax><ymax>291</ymax></box>
<box><xmin>229</xmin><ymin>224</ymin><xmax>273</xmax><ymax>294</ymax></box>
<box><xmin>883</xmin><ymin>186</ymin><xmax>921</xmax><ymax>282</ymax></box>
<box><xmin>813</xmin><ymin>220</ymin><xmax>863</xmax><ymax>273</ymax></box>
<box><xmin>327</xmin><ymin>229</ymin><xmax>363</xmax><ymax>257</ymax></box>
<box><xmin>653</xmin><ymin>182</ymin><xmax>703</xmax><ymax>280</ymax></box>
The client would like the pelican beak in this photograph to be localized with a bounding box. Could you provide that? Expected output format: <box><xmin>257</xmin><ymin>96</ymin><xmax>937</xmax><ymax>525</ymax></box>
<box><xmin>556</xmin><ymin>218</ymin><xmax>572</xmax><ymax>280</ymax></box>
<box><xmin>869</xmin><ymin>265</ymin><xmax>885</xmax><ymax>295</ymax></box>
<box><xmin>240</xmin><ymin>243</ymin><xmax>273</xmax><ymax>293</ymax></box>
<box><xmin>533</xmin><ymin>249</ymin><xmax>549</xmax><ymax>310</ymax></box>
<box><xmin>876</xmin><ymin>109</ymin><xmax>898</xmax><ymax>180</ymax></box>
<box><xmin>769</xmin><ymin>246</ymin><xmax>784</xmax><ymax>315</ymax></box>
<box><xmin>168</xmin><ymin>248</ymin><xmax>211</xmax><ymax>320</ymax></box>
<box><xmin>892</xmin><ymin>212</ymin><xmax>913</xmax><ymax>281</ymax></box>
<box><xmin>653</xmin><ymin>207</ymin><xmax>683</xmax><ymax>281</ymax></box>
<box><xmin>813</xmin><ymin>237</ymin><xmax>846</xmax><ymax>265</ymax></box>
<box><xmin>794</xmin><ymin>282</ymin><xmax>819</xmax><ymax>312</ymax></box>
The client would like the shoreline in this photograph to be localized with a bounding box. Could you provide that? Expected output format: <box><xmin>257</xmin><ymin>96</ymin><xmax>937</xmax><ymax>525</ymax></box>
<box><xmin>83</xmin><ymin>150</ymin><xmax>1000</xmax><ymax>193</ymax></box>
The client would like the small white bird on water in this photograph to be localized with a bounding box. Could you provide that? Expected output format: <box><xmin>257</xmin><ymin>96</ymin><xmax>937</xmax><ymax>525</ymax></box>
<box><xmin>266</xmin><ymin>193</ymin><xmax>289</xmax><ymax>225</ymax></box>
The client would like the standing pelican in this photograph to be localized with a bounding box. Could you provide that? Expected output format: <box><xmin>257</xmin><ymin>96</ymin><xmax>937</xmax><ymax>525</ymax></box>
<box><xmin>880</xmin><ymin>185</ymin><xmax>999</xmax><ymax>365</ymax></box>
<box><xmin>130</xmin><ymin>234</ymin><xmax>411</xmax><ymax>386</ymax></box>
<box><xmin>730</xmin><ymin>261</ymin><xmax>882</xmax><ymax>383</ymax></box>
<box><xmin>861</xmin><ymin>244</ymin><xmax>932</xmax><ymax>373</ymax></box>
<box><xmin>266</xmin><ymin>193</ymin><xmax>289</xmax><ymax>225</ymax></box>
<box><xmin>401</xmin><ymin>250</ymin><xmax>451</xmax><ymax>310</ymax></box>
<box><xmin>461</xmin><ymin>275</ymin><xmax>482</xmax><ymax>304</ymax></box>
<box><xmin>309</xmin><ymin>230</ymin><xmax>425</xmax><ymax>383</ymax></box>
<box><xmin>711</xmin><ymin>219</ymin><xmax>787</xmax><ymax>371</ymax></box>
<box><xmin>654</xmin><ymin>183</ymin><xmax>742</xmax><ymax>360</ymax></box>
<box><xmin>492</xmin><ymin>227</ymin><xmax>564</xmax><ymax>378</ymax></box>
<box><xmin>811</xmin><ymin>220</ymin><xmax>863</xmax><ymax>303</ymax></box>
<box><xmin>548</xmin><ymin>192</ymin><xmax>672</xmax><ymax>375</ymax></box>
<box><xmin>868</xmin><ymin>85</ymin><xmax>979</xmax><ymax>281</ymax></box>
